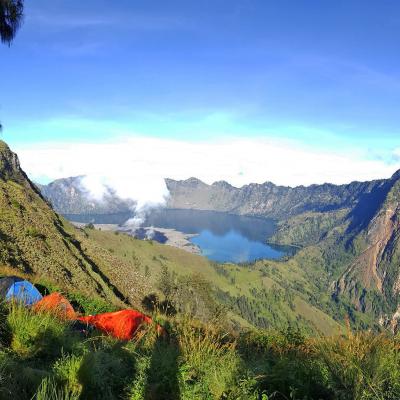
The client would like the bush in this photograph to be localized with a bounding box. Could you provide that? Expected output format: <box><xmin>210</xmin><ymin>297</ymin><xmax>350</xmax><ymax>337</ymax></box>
<box><xmin>316</xmin><ymin>331</ymin><xmax>400</xmax><ymax>399</ymax></box>
<box><xmin>53</xmin><ymin>354</ymin><xmax>83</xmax><ymax>396</ymax></box>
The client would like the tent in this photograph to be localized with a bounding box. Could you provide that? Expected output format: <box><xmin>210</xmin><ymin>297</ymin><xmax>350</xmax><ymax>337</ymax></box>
<box><xmin>33</xmin><ymin>292</ymin><xmax>77</xmax><ymax>320</ymax></box>
<box><xmin>78</xmin><ymin>309</ymin><xmax>163</xmax><ymax>340</ymax></box>
<box><xmin>0</xmin><ymin>276</ymin><xmax>43</xmax><ymax>305</ymax></box>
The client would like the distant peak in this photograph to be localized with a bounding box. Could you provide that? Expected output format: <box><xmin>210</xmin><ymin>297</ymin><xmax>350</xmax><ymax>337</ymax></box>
<box><xmin>182</xmin><ymin>177</ymin><xmax>206</xmax><ymax>186</ymax></box>
<box><xmin>212</xmin><ymin>180</ymin><xmax>234</xmax><ymax>189</ymax></box>
<box><xmin>164</xmin><ymin>177</ymin><xmax>206</xmax><ymax>190</ymax></box>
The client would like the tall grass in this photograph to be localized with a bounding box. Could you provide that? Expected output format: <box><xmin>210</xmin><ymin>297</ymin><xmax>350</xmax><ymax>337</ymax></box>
<box><xmin>239</xmin><ymin>328</ymin><xmax>400</xmax><ymax>400</ymax></box>
<box><xmin>6</xmin><ymin>301</ymin><xmax>75</xmax><ymax>359</ymax></box>
<box><xmin>34</xmin><ymin>377</ymin><xmax>79</xmax><ymax>400</ymax></box>
<box><xmin>176</xmin><ymin>318</ymin><xmax>239</xmax><ymax>399</ymax></box>
<box><xmin>315</xmin><ymin>331</ymin><xmax>400</xmax><ymax>399</ymax></box>
<box><xmin>1</xmin><ymin>301</ymin><xmax>400</xmax><ymax>399</ymax></box>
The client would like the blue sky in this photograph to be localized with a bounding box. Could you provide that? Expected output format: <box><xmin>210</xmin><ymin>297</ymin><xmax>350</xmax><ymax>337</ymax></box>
<box><xmin>1</xmin><ymin>0</ymin><xmax>400</xmax><ymax>187</ymax></box>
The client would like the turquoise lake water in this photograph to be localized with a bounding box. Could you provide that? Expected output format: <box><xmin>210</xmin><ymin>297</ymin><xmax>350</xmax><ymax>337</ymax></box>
<box><xmin>144</xmin><ymin>209</ymin><xmax>291</xmax><ymax>263</ymax></box>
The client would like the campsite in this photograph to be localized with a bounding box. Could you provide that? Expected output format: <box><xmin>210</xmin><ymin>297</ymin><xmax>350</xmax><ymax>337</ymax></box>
<box><xmin>0</xmin><ymin>276</ymin><xmax>160</xmax><ymax>341</ymax></box>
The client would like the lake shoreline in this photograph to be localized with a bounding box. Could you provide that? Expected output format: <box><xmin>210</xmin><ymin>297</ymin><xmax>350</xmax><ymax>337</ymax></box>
<box><xmin>71</xmin><ymin>222</ymin><xmax>202</xmax><ymax>255</ymax></box>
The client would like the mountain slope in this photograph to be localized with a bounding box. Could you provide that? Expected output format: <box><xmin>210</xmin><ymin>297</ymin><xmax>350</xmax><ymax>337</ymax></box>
<box><xmin>0</xmin><ymin>141</ymin><xmax>148</xmax><ymax>307</ymax></box>
<box><xmin>83</xmin><ymin>226</ymin><xmax>341</xmax><ymax>334</ymax></box>
<box><xmin>168</xmin><ymin>173</ymin><xmax>400</xmax><ymax>330</ymax></box>
<box><xmin>333</xmin><ymin>174</ymin><xmax>400</xmax><ymax>328</ymax></box>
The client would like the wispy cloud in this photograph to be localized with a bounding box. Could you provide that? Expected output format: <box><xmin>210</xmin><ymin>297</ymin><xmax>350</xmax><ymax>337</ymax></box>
<box><xmin>27</xmin><ymin>11</ymin><xmax>194</xmax><ymax>33</ymax></box>
<box><xmin>26</xmin><ymin>13</ymin><xmax>112</xmax><ymax>28</ymax></box>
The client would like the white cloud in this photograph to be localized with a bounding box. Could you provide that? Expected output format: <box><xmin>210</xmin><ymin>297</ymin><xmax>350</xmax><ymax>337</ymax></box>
<box><xmin>15</xmin><ymin>136</ymin><xmax>400</xmax><ymax>209</ymax></box>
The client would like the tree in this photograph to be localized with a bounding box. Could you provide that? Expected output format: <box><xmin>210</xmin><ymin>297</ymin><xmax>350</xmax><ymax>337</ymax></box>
<box><xmin>0</xmin><ymin>0</ymin><xmax>24</xmax><ymax>45</ymax></box>
<box><xmin>1</xmin><ymin>1</ymin><xmax>24</xmax><ymax>131</ymax></box>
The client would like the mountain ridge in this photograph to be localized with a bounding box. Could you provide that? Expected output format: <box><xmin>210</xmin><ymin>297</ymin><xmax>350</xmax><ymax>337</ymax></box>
<box><xmin>39</xmin><ymin>172</ymin><xmax>400</xmax><ymax>219</ymax></box>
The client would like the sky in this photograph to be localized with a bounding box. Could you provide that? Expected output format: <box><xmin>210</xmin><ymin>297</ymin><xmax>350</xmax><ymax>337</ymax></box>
<box><xmin>1</xmin><ymin>0</ymin><xmax>400</xmax><ymax>201</ymax></box>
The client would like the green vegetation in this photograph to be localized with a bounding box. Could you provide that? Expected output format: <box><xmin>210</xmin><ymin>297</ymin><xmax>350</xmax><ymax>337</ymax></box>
<box><xmin>269</xmin><ymin>209</ymin><xmax>348</xmax><ymax>247</ymax></box>
<box><xmin>1</xmin><ymin>301</ymin><xmax>400</xmax><ymax>399</ymax></box>
<box><xmin>1</xmin><ymin>138</ymin><xmax>398</xmax><ymax>335</ymax></box>
<box><xmin>83</xmin><ymin>227</ymin><xmax>341</xmax><ymax>334</ymax></box>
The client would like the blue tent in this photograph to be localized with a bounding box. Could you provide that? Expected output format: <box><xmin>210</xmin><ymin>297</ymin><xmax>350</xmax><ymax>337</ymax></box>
<box><xmin>0</xmin><ymin>276</ymin><xmax>43</xmax><ymax>305</ymax></box>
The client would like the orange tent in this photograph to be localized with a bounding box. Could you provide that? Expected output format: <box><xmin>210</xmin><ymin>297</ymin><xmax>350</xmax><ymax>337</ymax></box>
<box><xmin>33</xmin><ymin>292</ymin><xmax>77</xmax><ymax>320</ymax></box>
<box><xmin>78</xmin><ymin>309</ymin><xmax>162</xmax><ymax>340</ymax></box>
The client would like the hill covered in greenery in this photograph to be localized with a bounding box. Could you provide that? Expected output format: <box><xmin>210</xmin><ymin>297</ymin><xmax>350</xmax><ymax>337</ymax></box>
<box><xmin>167</xmin><ymin>174</ymin><xmax>400</xmax><ymax>332</ymax></box>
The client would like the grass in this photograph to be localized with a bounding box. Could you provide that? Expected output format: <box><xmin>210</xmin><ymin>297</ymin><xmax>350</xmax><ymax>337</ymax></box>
<box><xmin>0</xmin><ymin>300</ymin><xmax>399</xmax><ymax>399</ymax></box>
<box><xmin>6</xmin><ymin>301</ymin><xmax>73</xmax><ymax>359</ymax></box>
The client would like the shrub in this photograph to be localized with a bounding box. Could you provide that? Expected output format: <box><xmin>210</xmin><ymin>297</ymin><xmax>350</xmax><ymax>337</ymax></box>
<box><xmin>53</xmin><ymin>353</ymin><xmax>83</xmax><ymax>396</ymax></box>
<box><xmin>67</xmin><ymin>293</ymin><xmax>117</xmax><ymax>315</ymax></box>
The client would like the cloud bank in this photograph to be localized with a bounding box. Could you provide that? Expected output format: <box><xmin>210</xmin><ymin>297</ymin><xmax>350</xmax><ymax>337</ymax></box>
<box><xmin>16</xmin><ymin>136</ymin><xmax>400</xmax><ymax>210</ymax></box>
